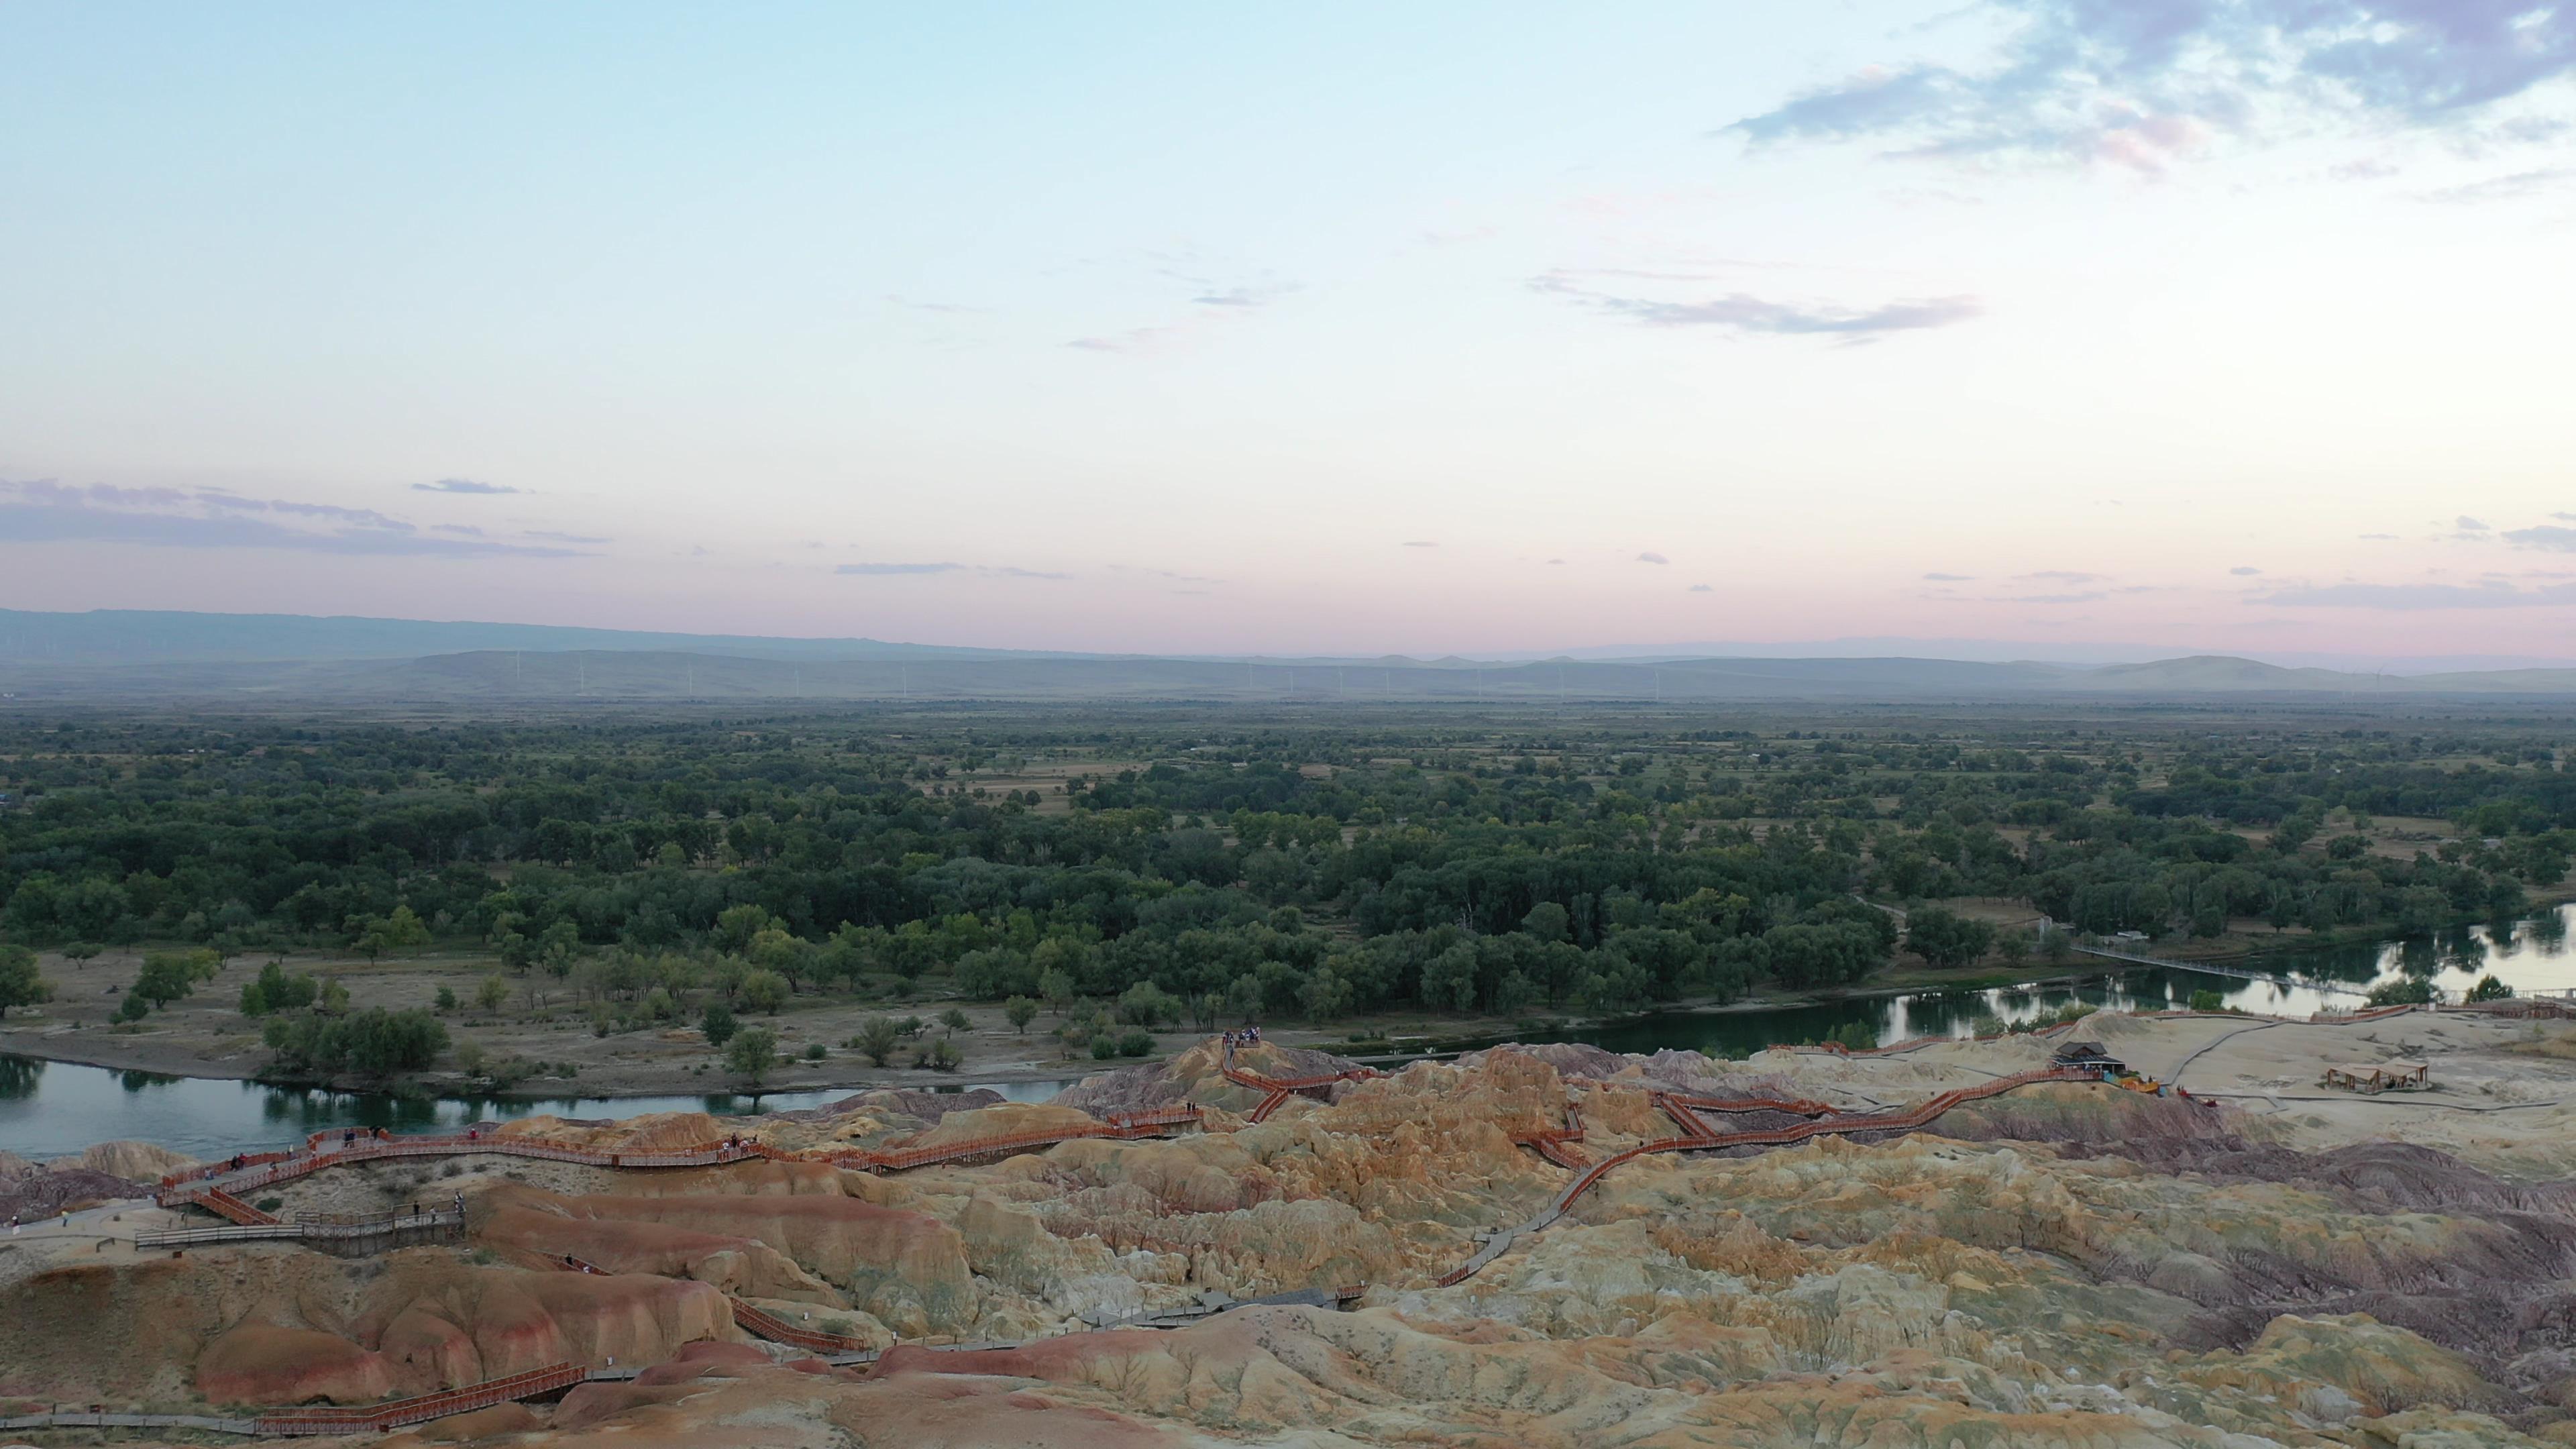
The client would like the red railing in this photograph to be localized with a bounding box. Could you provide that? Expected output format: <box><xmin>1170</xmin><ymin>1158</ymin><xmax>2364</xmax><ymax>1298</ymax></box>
<box><xmin>195</xmin><ymin>1188</ymin><xmax>278</xmax><ymax>1226</ymax></box>
<box><xmin>156</xmin><ymin>1108</ymin><xmax>1203</xmax><ymax>1222</ymax></box>
<box><xmin>727</xmin><ymin>1297</ymin><xmax>876</xmax><ymax>1354</ymax></box>
<box><xmin>251</xmin><ymin>1362</ymin><xmax>585</xmax><ymax>1436</ymax></box>
<box><xmin>1219</xmin><ymin>1040</ymin><xmax>1380</xmax><ymax>1123</ymax></box>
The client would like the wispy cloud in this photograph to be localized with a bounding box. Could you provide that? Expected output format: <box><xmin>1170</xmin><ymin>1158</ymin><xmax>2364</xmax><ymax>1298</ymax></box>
<box><xmin>1723</xmin><ymin>1</ymin><xmax>2576</xmax><ymax>172</ymax></box>
<box><xmin>524</xmin><ymin>530</ymin><xmax>611</xmax><ymax>545</ymax></box>
<box><xmin>2504</xmin><ymin>525</ymin><xmax>2576</xmax><ymax>553</ymax></box>
<box><xmin>835</xmin><ymin>561</ymin><xmax>1068</xmax><ymax>580</ymax></box>
<box><xmin>2456</xmin><ymin>515</ymin><xmax>2491</xmax><ymax>531</ymax></box>
<box><xmin>1534</xmin><ymin>269</ymin><xmax>1980</xmax><ymax>342</ymax></box>
<box><xmin>1688</xmin><ymin>583</ymin><xmax>1713</xmax><ymax>592</ymax></box>
<box><xmin>1191</xmin><ymin>281</ymin><xmax>1301</xmax><ymax>309</ymax></box>
<box><xmin>1071</xmin><ymin>264</ymin><xmax>1300</xmax><ymax>355</ymax></box>
<box><xmin>883</xmin><ymin>294</ymin><xmax>985</xmax><ymax>315</ymax></box>
<box><xmin>2017</xmin><ymin>570</ymin><xmax>2103</xmax><ymax>583</ymax></box>
<box><xmin>1067</xmin><ymin>325</ymin><xmax>1188</xmax><ymax>356</ymax></box>
<box><xmin>412</xmin><ymin>478</ymin><xmax>522</xmax><ymax>495</ymax></box>
<box><xmin>2230</xmin><ymin>566</ymin><xmax>2263</xmax><ymax>576</ymax></box>
<box><xmin>2418</xmin><ymin>168</ymin><xmax>2576</xmax><ymax>205</ymax></box>
<box><xmin>0</xmin><ymin>479</ymin><xmax>585</xmax><ymax>558</ymax></box>
<box><xmin>1402</xmin><ymin>540</ymin><xmax>1438</xmax><ymax>548</ymax></box>
<box><xmin>1635</xmin><ymin>551</ymin><xmax>1670</xmax><ymax>565</ymax></box>
<box><xmin>1921</xmin><ymin>572</ymin><xmax>1975</xmax><ymax>581</ymax></box>
<box><xmin>2255</xmin><ymin>580</ymin><xmax>2576</xmax><ymax>610</ymax></box>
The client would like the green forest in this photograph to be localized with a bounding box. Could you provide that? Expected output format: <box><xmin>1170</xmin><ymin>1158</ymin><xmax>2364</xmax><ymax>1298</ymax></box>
<box><xmin>1</xmin><ymin>707</ymin><xmax>2570</xmax><ymax>1031</ymax></box>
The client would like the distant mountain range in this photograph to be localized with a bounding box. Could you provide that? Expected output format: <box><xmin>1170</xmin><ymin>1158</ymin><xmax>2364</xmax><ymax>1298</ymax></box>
<box><xmin>2</xmin><ymin>608</ymin><xmax>2573</xmax><ymax>702</ymax></box>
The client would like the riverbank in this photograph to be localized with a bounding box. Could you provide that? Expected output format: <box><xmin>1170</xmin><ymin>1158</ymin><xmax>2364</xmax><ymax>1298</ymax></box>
<box><xmin>7</xmin><ymin>896</ymin><xmax>2565</xmax><ymax>1102</ymax></box>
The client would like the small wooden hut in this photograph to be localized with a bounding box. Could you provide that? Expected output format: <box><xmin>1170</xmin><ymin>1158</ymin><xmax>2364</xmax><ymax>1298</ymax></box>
<box><xmin>2319</xmin><ymin>1060</ymin><xmax>2429</xmax><ymax>1093</ymax></box>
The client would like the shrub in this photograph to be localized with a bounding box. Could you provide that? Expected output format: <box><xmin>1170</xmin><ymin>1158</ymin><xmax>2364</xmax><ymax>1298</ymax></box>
<box><xmin>738</xmin><ymin>969</ymin><xmax>789</xmax><ymax>1015</ymax></box>
<box><xmin>2466</xmin><ymin>975</ymin><xmax>2514</xmax><ymax>1002</ymax></box>
<box><xmin>802</xmin><ymin>1042</ymin><xmax>826</xmax><ymax>1061</ymax></box>
<box><xmin>701</xmin><ymin>1002</ymin><xmax>739</xmax><ymax>1049</ymax></box>
<box><xmin>262</xmin><ymin>1008</ymin><xmax>449</xmax><ymax>1077</ymax></box>
<box><xmin>2188</xmin><ymin>989</ymin><xmax>2224</xmax><ymax>1013</ymax></box>
<box><xmin>2367</xmin><ymin>976</ymin><xmax>2438</xmax><ymax>1007</ymax></box>
<box><xmin>851</xmin><ymin>1016</ymin><xmax>900</xmax><ymax>1066</ymax></box>
<box><xmin>434</xmin><ymin>985</ymin><xmax>459</xmax><ymax>1013</ymax></box>
<box><xmin>1004</xmin><ymin>996</ymin><xmax>1039</xmax><ymax>1034</ymax></box>
<box><xmin>238</xmin><ymin>961</ymin><xmax>319</xmax><ymax>1017</ymax></box>
<box><xmin>1115</xmin><ymin>1026</ymin><xmax>1157</xmax><ymax>1057</ymax></box>
<box><xmin>724</xmin><ymin>1026</ymin><xmax>778</xmax><ymax>1084</ymax></box>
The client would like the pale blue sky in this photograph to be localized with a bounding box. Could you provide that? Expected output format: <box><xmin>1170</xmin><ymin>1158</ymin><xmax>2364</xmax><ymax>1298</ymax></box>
<box><xmin>4</xmin><ymin>2</ymin><xmax>2573</xmax><ymax>656</ymax></box>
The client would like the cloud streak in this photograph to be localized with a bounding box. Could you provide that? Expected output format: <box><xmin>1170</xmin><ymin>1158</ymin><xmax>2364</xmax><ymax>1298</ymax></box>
<box><xmin>1724</xmin><ymin>1</ymin><xmax>2576</xmax><ymax>172</ymax></box>
<box><xmin>1533</xmin><ymin>270</ymin><xmax>1981</xmax><ymax>341</ymax></box>
<box><xmin>0</xmin><ymin>480</ymin><xmax>586</xmax><ymax>558</ymax></box>
<box><xmin>412</xmin><ymin>477</ymin><xmax>523</xmax><ymax>495</ymax></box>
<box><xmin>2504</xmin><ymin>525</ymin><xmax>2576</xmax><ymax>552</ymax></box>
<box><xmin>2254</xmin><ymin>580</ymin><xmax>2576</xmax><ymax>610</ymax></box>
<box><xmin>835</xmin><ymin>561</ymin><xmax>1069</xmax><ymax>580</ymax></box>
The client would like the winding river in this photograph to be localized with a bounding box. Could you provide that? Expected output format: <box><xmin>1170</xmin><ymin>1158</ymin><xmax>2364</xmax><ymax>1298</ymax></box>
<box><xmin>3</xmin><ymin>904</ymin><xmax>2567</xmax><ymax>1161</ymax></box>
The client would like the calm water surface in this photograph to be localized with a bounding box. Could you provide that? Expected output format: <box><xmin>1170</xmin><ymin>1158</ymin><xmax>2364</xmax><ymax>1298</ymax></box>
<box><xmin>0</xmin><ymin>1062</ymin><xmax>1069</xmax><ymax>1161</ymax></box>
<box><xmin>1525</xmin><ymin>902</ymin><xmax>2574</xmax><ymax>1059</ymax></box>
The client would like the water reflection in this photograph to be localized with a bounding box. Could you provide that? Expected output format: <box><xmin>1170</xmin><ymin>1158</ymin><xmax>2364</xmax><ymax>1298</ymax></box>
<box><xmin>1521</xmin><ymin>901</ymin><xmax>2576</xmax><ymax>1059</ymax></box>
<box><xmin>0</xmin><ymin>1054</ymin><xmax>40</xmax><ymax>1099</ymax></box>
<box><xmin>0</xmin><ymin>1062</ymin><xmax>1074</xmax><ymax>1161</ymax></box>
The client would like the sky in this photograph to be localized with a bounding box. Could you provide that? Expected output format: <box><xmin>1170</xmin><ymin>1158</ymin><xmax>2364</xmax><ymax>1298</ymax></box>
<box><xmin>3</xmin><ymin>1</ymin><xmax>2574</xmax><ymax>661</ymax></box>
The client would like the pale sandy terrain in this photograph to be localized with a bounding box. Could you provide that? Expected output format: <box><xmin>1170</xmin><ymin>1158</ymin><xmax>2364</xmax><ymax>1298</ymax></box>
<box><xmin>10</xmin><ymin>1014</ymin><xmax>2576</xmax><ymax>1447</ymax></box>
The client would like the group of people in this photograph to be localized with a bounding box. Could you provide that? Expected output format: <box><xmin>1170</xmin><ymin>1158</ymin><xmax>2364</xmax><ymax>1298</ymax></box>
<box><xmin>1222</xmin><ymin>1026</ymin><xmax>1264</xmax><ymax>1048</ymax></box>
<box><xmin>336</xmin><ymin>1126</ymin><xmax>394</xmax><ymax>1150</ymax></box>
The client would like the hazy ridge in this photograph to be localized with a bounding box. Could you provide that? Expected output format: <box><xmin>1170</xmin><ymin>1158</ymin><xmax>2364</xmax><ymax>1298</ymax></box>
<box><xmin>4</xmin><ymin>610</ymin><xmax>2576</xmax><ymax>702</ymax></box>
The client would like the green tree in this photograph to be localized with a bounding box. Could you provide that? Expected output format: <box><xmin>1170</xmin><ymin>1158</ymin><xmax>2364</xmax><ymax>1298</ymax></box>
<box><xmin>61</xmin><ymin>942</ymin><xmax>103</xmax><ymax>970</ymax></box>
<box><xmin>434</xmin><ymin>985</ymin><xmax>459</xmax><ymax>1013</ymax></box>
<box><xmin>853</xmin><ymin>1016</ymin><xmax>901</xmax><ymax>1065</ymax></box>
<box><xmin>1903</xmin><ymin>907</ymin><xmax>1997</xmax><ymax>971</ymax></box>
<box><xmin>1037</xmin><ymin>967</ymin><xmax>1077</xmax><ymax>1016</ymax></box>
<box><xmin>2366</xmin><ymin>976</ymin><xmax>2438</xmax><ymax>1007</ymax></box>
<box><xmin>713</xmin><ymin>904</ymin><xmax>780</xmax><ymax>954</ymax></box>
<box><xmin>2465</xmin><ymin>975</ymin><xmax>2515</xmax><ymax>1002</ymax></box>
<box><xmin>916</xmin><ymin>1036</ymin><xmax>963</xmax><ymax>1072</ymax></box>
<box><xmin>939</xmin><ymin>1006</ymin><xmax>972</xmax><ymax>1036</ymax></box>
<box><xmin>724</xmin><ymin>1026</ymin><xmax>778</xmax><ymax>1085</ymax></box>
<box><xmin>2188</xmin><ymin>989</ymin><xmax>2224</xmax><ymax>1012</ymax></box>
<box><xmin>133</xmin><ymin>951</ymin><xmax>208</xmax><ymax>1010</ymax></box>
<box><xmin>475</xmin><ymin>973</ymin><xmax>513</xmax><ymax>1016</ymax></box>
<box><xmin>701</xmin><ymin>1001</ymin><xmax>740</xmax><ymax>1048</ymax></box>
<box><xmin>262</xmin><ymin>1008</ymin><xmax>448</xmax><ymax>1077</ymax></box>
<box><xmin>354</xmin><ymin>905</ymin><xmax>432</xmax><ymax>962</ymax></box>
<box><xmin>738</xmin><ymin>968</ymin><xmax>790</xmax><ymax>1015</ymax></box>
<box><xmin>238</xmin><ymin>961</ymin><xmax>317</xmax><ymax>1016</ymax></box>
<box><xmin>0</xmin><ymin>943</ymin><xmax>54</xmax><ymax>1019</ymax></box>
<box><xmin>1004</xmin><ymin>995</ymin><xmax>1039</xmax><ymax>1034</ymax></box>
<box><xmin>1520</xmin><ymin>900</ymin><xmax>1570</xmax><ymax>943</ymax></box>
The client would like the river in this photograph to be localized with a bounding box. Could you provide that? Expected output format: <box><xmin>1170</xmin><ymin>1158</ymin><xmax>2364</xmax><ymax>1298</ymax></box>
<box><xmin>0</xmin><ymin>1065</ymin><xmax>1069</xmax><ymax>1161</ymax></box>
<box><xmin>1532</xmin><ymin>902</ymin><xmax>2574</xmax><ymax>1060</ymax></box>
<box><xmin>4</xmin><ymin>904</ymin><xmax>2568</xmax><ymax>1161</ymax></box>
